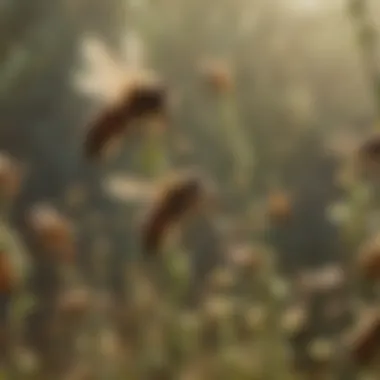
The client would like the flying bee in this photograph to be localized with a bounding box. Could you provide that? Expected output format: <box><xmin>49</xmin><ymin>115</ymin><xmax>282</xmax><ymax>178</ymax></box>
<box><xmin>141</xmin><ymin>170</ymin><xmax>212</xmax><ymax>255</ymax></box>
<box><xmin>0</xmin><ymin>250</ymin><xmax>14</xmax><ymax>295</ymax></box>
<box><xmin>357</xmin><ymin>133</ymin><xmax>380</xmax><ymax>177</ymax></box>
<box><xmin>347</xmin><ymin>310</ymin><xmax>380</xmax><ymax>364</ymax></box>
<box><xmin>84</xmin><ymin>78</ymin><xmax>168</xmax><ymax>160</ymax></box>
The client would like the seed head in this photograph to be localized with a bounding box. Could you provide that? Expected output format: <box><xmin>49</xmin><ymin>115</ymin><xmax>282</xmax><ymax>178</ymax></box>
<box><xmin>267</xmin><ymin>190</ymin><xmax>292</xmax><ymax>225</ymax></box>
<box><xmin>0</xmin><ymin>153</ymin><xmax>23</xmax><ymax>202</ymax></box>
<box><xmin>199</xmin><ymin>59</ymin><xmax>234</xmax><ymax>94</ymax></box>
<box><xmin>28</xmin><ymin>204</ymin><xmax>75</xmax><ymax>262</ymax></box>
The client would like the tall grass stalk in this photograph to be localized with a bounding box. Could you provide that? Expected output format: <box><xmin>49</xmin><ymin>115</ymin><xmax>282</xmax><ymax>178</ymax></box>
<box><xmin>348</xmin><ymin>0</ymin><xmax>380</xmax><ymax>116</ymax></box>
<box><xmin>333</xmin><ymin>1</ymin><xmax>380</xmax><ymax>378</ymax></box>
<box><xmin>217</xmin><ymin>72</ymin><xmax>289</xmax><ymax>378</ymax></box>
<box><xmin>346</xmin><ymin>0</ymin><xmax>380</xmax><ymax>326</ymax></box>
<box><xmin>218</xmin><ymin>92</ymin><xmax>254</xmax><ymax>191</ymax></box>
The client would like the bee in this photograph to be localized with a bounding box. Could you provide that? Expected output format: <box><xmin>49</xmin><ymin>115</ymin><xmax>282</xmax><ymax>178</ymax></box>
<box><xmin>0</xmin><ymin>153</ymin><xmax>23</xmax><ymax>201</ymax></box>
<box><xmin>357</xmin><ymin>133</ymin><xmax>380</xmax><ymax>176</ymax></box>
<box><xmin>141</xmin><ymin>171</ymin><xmax>208</xmax><ymax>255</ymax></box>
<box><xmin>347</xmin><ymin>310</ymin><xmax>380</xmax><ymax>364</ymax></box>
<box><xmin>84</xmin><ymin>79</ymin><xmax>168</xmax><ymax>159</ymax></box>
<box><xmin>0</xmin><ymin>250</ymin><xmax>14</xmax><ymax>294</ymax></box>
<box><xmin>357</xmin><ymin>236</ymin><xmax>380</xmax><ymax>280</ymax></box>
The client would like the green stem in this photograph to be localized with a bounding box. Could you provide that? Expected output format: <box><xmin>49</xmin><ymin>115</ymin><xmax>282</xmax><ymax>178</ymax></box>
<box><xmin>258</xmin><ymin>255</ymin><xmax>290</xmax><ymax>380</ymax></box>
<box><xmin>139</xmin><ymin>129</ymin><xmax>168</xmax><ymax>179</ymax></box>
<box><xmin>219</xmin><ymin>94</ymin><xmax>254</xmax><ymax>188</ymax></box>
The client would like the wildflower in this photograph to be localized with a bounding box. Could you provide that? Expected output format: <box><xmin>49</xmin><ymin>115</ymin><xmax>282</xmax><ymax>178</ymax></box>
<box><xmin>295</xmin><ymin>264</ymin><xmax>346</xmax><ymax>295</ymax></box>
<box><xmin>99</xmin><ymin>328</ymin><xmax>122</xmax><ymax>359</ymax></box>
<box><xmin>281</xmin><ymin>304</ymin><xmax>308</xmax><ymax>337</ymax></box>
<box><xmin>244</xmin><ymin>305</ymin><xmax>267</xmax><ymax>331</ymax></box>
<box><xmin>315</xmin><ymin>265</ymin><xmax>346</xmax><ymax>291</ymax></box>
<box><xmin>270</xmin><ymin>277</ymin><xmax>290</xmax><ymax>300</ymax></box>
<box><xmin>28</xmin><ymin>204</ymin><xmax>75</xmax><ymax>262</ymax></box>
<box><xmin>325</xmin><ymin>130</ymin><xmax>359</xmax><ymax>160</ymax></box>
<box><xmin>202</xmin><ymin>295</ymin><xmax>234</xmax><ymax>321</ymax></box>
<box><xmin>0</xmin><ymin>152</ymin><xmax>23</xmax><ymax>202</ymax></box>
<box><xmin>221</xmin><ymin>345</ymin><xmax>256</xmax><ymax>374</ymax></box>
<box><xmin>141</xmin><ymin>170</ymin><xmax>210</xmax><ymax>254</ymax></box>
<box><xmin>308</xmin><ymin>338</ymin><xmax>335</xmax><ymax>365</ymax></box>
<box><xmin>84</xmin><ymin>76</ymin><xmax>168</xmax><ymax>159</ymax></box>
<box><xmin>63</xmin><ymin>363</ymin><xmax>93</xmax><ymax>380</ymax></box>
<box><xmin>225</xmin><ymin>243</ymin><xmax>263</xmax><ymax>274</ymax></box>
<box><xmin>57</xmin><ymin>288</ymin><xmax>91</xmax><ymax>318</ymax></box>
<box><xmin>103</xmin><ymin>174</ymin><xmax>154</xmax><ymax>203</ymax></box>
<box><xmin>267</xmin><ymin>189</ymin><xmax>292</xmax><ymax>225</ymax></box>
<box><xmin>200</xmin><ymin>296</ymin><xmax>233</xmax><ymax>350</ymax></box>
<box><xmin>326</xmin><ymin>201</ymin><xmax>351</xmax><ymax>227</ymax></box>
<box><xmin>179</xmin><ymin>363</ymin><xmax>204</xmax><ymax>380</ymax></box>
<box><xmin>14</xmin><ymin>347</ymin><xmax>40</xmax><ymax>375</ymax></box>
<box><xmin>206</xmin><ymin>267</ymin><xmax>236</xmax><ymax>292</ymax></box>
<box><xmin>198</xmin><ymin>59</ymin><xmax>234</xmax><ymax>94</ymax></box>
<box><xmin>346</xmin><ymin>307</ymin><xmax>380</xmax><ymax>364</ymax></box>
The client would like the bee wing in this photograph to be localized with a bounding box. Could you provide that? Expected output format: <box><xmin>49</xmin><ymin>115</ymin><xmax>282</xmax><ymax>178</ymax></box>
<box><xmin>75</xmin><ymin>36</ymin><xmax>130</xmax><ymax>102</ymax></box>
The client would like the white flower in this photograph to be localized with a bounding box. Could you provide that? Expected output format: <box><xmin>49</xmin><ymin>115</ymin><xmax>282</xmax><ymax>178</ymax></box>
<box><xmin>326</xmin><ymin>201</ymin><xmax>351</xmax><ymax>226</ymax></box>
<box><xmin>103</xmin><ymin>174</ymin><xmax>154</xmax><ymax>203</ymax></box>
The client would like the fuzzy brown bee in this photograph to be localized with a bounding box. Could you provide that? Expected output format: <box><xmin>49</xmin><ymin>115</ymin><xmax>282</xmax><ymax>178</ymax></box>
<box><xmin>357</xmin><ymin>236</ymin><xmax>380</xmax><ymax>280</ymax></box>
<box><xmin>84</xmin><ymin>79</ymin><xmax>168</xmax><ymax>159</ymax></box>
<box><xmin>0</xmin><ymin>250</ymin><xmax>14</xmax><ymax>294</ymax></box>
<box><xmin>0</xmin><ymin>153</ymin><xmax>23</xmax><ymax>201</ymax></box>
<box><xmin>357</xmin><ymin>133</ymin><xmax>380</xmax><ymax>176</ymax></box>
<box><xmin>347</xmin><ymin>310</ymin><xmax>380</xmax><ymax>365</ymax></box>
<box><xmin>141</xmin><ymin>172</ymin><xmax>206</xmax><ymax>255</ymax></box>
<box><xmin>199</xmin><ymin>59</ymin><xmax>234</xmax><ymax>94</ymax></box>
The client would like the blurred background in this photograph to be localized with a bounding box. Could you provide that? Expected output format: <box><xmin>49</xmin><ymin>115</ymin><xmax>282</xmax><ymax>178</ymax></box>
<box><xmin>1</xmin><ymin>0</ymin><xmax>380</xmax><ymax>379</ymax></box>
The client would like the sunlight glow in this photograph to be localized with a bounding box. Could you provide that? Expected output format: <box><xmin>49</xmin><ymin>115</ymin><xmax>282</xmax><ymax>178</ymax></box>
<box><xmin>283</xmin><ymin>0</ymin><xmax>344</xmax><ymax>14</ymax></box>
<box><xmin>292</xmin><ymin>0</ymin><xmax>321</xmax><ymax>12</ymax></box>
